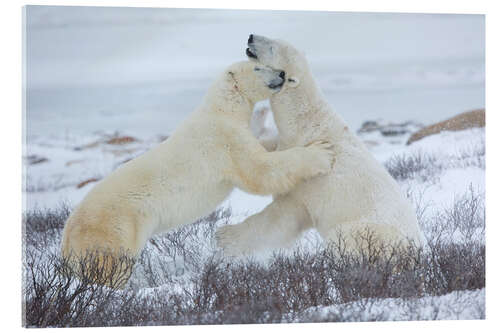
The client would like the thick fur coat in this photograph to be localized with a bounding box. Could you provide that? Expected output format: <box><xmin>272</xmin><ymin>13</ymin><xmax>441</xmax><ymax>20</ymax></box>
<box><xmin>61</xmin><ymin>61</ymin><xmax>334</xmax><ymax>286</ymax></box>
<box><xmin>216</xmin><ymin>36</ymin><xmax>426</xmax><ymax>256</ymax></box>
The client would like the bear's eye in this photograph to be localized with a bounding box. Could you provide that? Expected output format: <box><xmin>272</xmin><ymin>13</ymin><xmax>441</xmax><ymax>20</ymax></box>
<box><xmin>254</xmin><ymin>67</ymin><xmax>261</xmax><ymax>71</ymax></box>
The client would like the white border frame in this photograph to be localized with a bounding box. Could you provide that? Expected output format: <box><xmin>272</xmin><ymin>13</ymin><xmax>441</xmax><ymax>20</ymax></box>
<box><xmin>3</xmin><ymin>1</ymin><xmax>497</xmax><ymax>332</ymax></box>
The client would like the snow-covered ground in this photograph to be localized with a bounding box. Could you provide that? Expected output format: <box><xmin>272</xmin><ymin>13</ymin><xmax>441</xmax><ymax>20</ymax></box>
<box><xmin>23</xmin><ymin>121</ymin><xmax>485</xmax><ymax>228</ymax></box>
<box><xmin>23</xmin><ymin>6</ymin><xmax>485</xmax><ymax>324</ymax></box>
<box><xmin>300</xmin><ymin>289</ymin><xmax>485</xmax><ymax>322</ymax></box>
<box><xmin>23</xmin><ymin>114</ymin><xmax>486</xmax><ymax>322</ymax></box>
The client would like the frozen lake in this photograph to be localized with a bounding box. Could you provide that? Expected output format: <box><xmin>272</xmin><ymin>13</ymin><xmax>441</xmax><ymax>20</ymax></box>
<box><xmin>24</xmin><ymin>6</ymin><xmax>484</xmax><ymax>139</ymax></box>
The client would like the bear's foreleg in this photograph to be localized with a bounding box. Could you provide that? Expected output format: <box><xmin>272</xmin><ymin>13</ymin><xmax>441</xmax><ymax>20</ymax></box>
<box><xmin>230</xmin><ymin>137</ymin><xmax>335</xmax><ymax>196</ymax></box>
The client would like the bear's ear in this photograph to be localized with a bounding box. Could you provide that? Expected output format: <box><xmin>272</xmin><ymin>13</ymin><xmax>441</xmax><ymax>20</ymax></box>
<box><xmin>287</xmin><ymin>76</ymin><xmax>300</xmax><ymax>88</ymax></box>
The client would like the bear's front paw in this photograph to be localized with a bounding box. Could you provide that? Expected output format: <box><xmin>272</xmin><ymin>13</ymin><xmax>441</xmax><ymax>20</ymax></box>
<box><xmin>303</xmin><ymin>140</ymin><xmax>335</xmax><ymax>177</ymax></box>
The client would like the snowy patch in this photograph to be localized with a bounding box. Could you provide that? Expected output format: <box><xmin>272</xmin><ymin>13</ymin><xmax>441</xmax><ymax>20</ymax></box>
<box><xmin>300</xmin><ymin>289</ymin><xmax>485</xmax><ymax>322</ymax></box>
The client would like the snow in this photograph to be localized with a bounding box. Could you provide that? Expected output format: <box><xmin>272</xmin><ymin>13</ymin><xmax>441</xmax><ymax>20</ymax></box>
<box><xmin>392</xmin><ymin>128</ymin><xmax>485</xmax><ymax>219</ymax></box>
<box><xmin>300</xmin><ymin>289</ymin><xmax>485</xmax><ymax>322</ymax></box>
<box><xmin>24</xmin><ymin>125</ymin><xmax>486</xmax><ymax>227</ymax></box>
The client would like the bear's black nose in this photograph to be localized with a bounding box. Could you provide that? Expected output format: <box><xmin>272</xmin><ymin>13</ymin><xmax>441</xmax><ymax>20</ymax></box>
<box><xmin>279</xmin><ymin>71</ymin><xmax>285</xmax><ymax>80</ymax></box>
<box><xmin>248</xmin><ymin>34</ymin><xmax>254</xmax><ymax>44</ymax></box>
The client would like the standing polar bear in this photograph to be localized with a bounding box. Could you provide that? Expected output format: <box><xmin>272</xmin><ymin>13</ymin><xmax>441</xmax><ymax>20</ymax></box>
<box><xmin>61</xmin><ymin>61</ymin><xmax>335</xmax><ymax>286</ymax></box>
<box><xmin>216</xmin><ymin>35</ymin><xmax>426</xmax><ymax>256</ymax></box>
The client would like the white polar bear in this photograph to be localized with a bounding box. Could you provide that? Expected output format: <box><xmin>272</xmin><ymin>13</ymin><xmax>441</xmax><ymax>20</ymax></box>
<box><xmin>61</xmin><ymin>61</ymin><xmax>335</xmax><ymax>286</ymax></box>
<box><xmin>216</xmin><ymin>36</ymin><xmax>426</xmax><ymax>256</ymax></box>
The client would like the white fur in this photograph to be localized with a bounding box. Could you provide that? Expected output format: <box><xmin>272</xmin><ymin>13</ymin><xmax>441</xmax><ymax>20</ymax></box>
<box><xmin>61</xmin><ymin>61</ymin><xmax>335</xmax><ymax>286</ymax></box>
<box><xmin>216</xmin><ymin>37</ymin><xmax>426</xmax><ymax>256</ymax></box>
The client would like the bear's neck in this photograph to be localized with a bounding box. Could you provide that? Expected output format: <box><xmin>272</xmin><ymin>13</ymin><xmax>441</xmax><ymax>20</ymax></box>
<box><xmin>270</xmin><ymin>72</ymin><xmax>348</xmax><ymax>148</ymax></box>
<box><xmin>204</xmin><ymin>77</ymin><xmax>254</xmax><ymax>124</ymax></box>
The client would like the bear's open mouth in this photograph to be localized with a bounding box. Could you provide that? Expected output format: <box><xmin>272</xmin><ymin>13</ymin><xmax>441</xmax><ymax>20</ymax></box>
<box><xmin>246</xmin><ymin>48</ymin><xmax>257</xmax><ymax>59</ymax></box>
<box><xmin>268</xmin><ymin>81</ymin><xmax>284</xmax><ymax>90</ymax></box>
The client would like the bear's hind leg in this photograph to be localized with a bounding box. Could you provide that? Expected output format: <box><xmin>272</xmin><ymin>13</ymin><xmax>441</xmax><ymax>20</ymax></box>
<box><xmin>215</xmin><ymin>196</ymin><xmax>311</xmax><ymax>256</ymax></box>
<box><xmin>320</xmin><ymin>220</ymin><xmax>412</xmax><ymax>259</ymax></box>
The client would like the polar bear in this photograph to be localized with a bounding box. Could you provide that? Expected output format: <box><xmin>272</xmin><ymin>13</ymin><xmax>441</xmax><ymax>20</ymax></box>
<box><xmin>61</xmin><ymin>60</ymin><xmax>335</xmax><ymax>287</ymax></box>
<box><xmin>216</xmin><ymin>36</ymin><xmax>426</xmax><ymax>256</ymax></box>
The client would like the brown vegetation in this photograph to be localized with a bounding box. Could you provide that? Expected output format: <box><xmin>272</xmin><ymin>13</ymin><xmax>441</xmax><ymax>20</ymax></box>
<box><xmin>22</xmin><ymin>189</ymin><xmax>485</xmax><ymax>327</ymax></box>
<box><xmin>76</xmin><ymin>177</ymin><xmax>101</xmax><ymax>189</ymax></box>
<box><xmin>25</xmin><ymin>155</ymin><xmax>49</xmax><ymax>165</ymax></box>
<box><xmin>105</xmin><ymin>135</ymin><xmax>138</xmax><ymax>145</ymax></box>
<box><xmin>407</xmin><ymin>109</ymin><xmax>485</xmax><ymax>145</ymax></box>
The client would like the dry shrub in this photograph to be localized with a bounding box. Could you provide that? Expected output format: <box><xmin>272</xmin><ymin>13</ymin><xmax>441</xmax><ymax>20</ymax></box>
<box><xmin>22</xmin><ymin>189</ymin><xmax>484</xmax><ymax>326</ymax></box>
<box><xmin>384</xmin><ymin>151</ymin><xmax>440</xmax><ymax>182</ymax></box>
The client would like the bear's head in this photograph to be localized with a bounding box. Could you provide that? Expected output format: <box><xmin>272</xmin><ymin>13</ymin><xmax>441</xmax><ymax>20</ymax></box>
<box><xmin>246</xmin><ymin>34</ymin><xmax>307</xmax><ymax>89</ymax></box>
<box><xmin>225</xmin><ymin>61</ymin><xmax>285</xmax><ymax>104</ymax></box>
